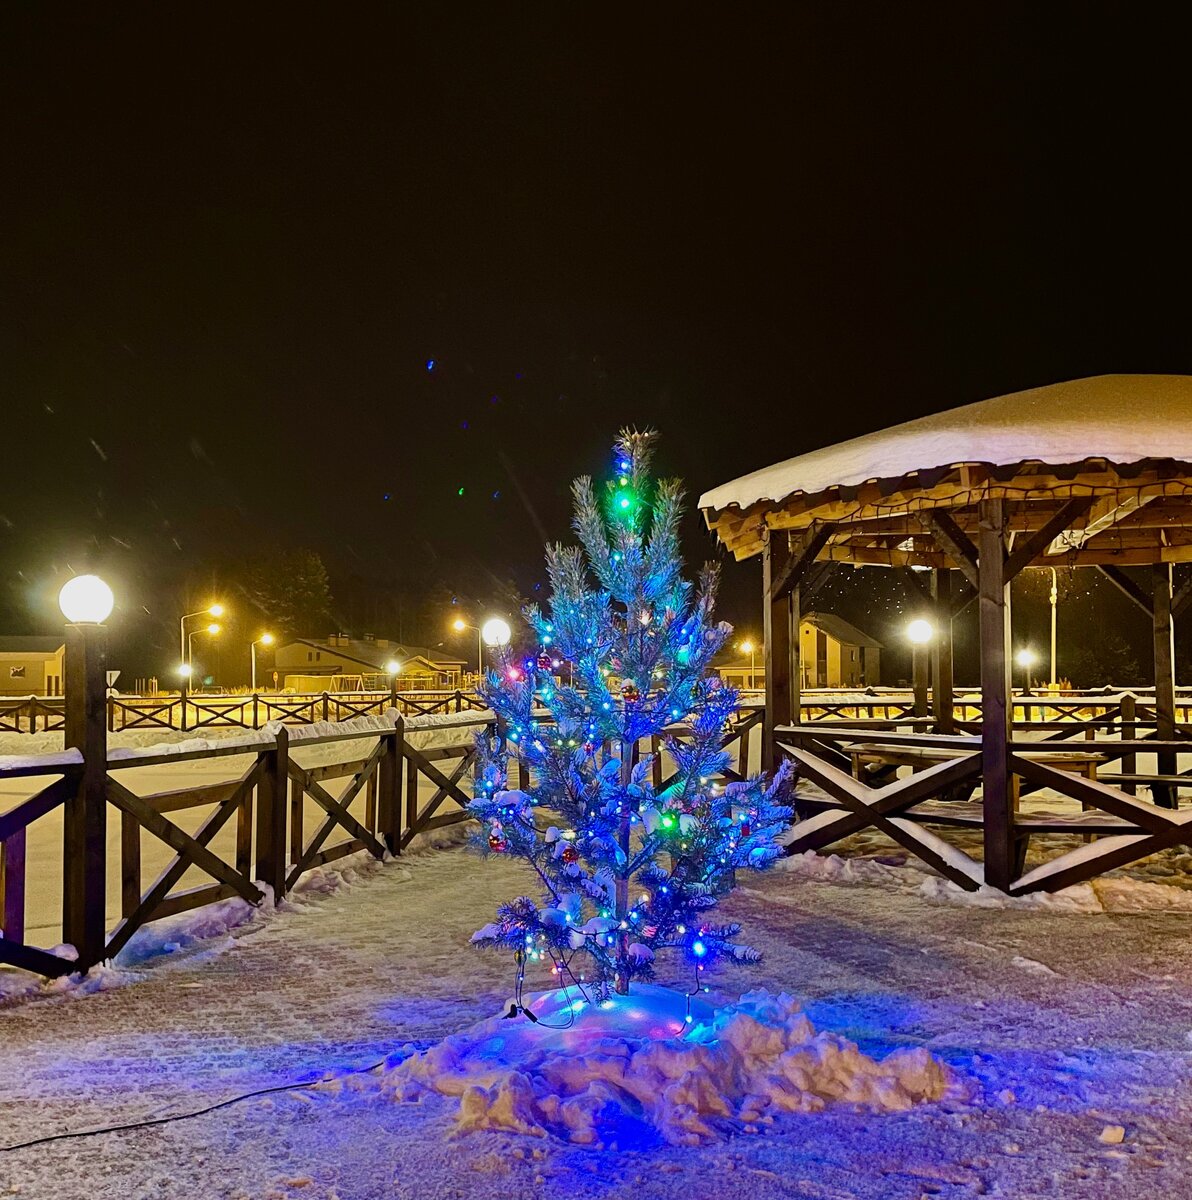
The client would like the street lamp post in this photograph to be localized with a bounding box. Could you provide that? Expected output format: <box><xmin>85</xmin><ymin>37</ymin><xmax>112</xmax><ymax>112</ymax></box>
<box><xmin>1048</xmin><ymin>567</ymin><xmax>1058</xmax><ymax>689</ymax></box>
<box><xmin>906</xmin><ymin>618</ymin><xmax>934</xmax><ymax>719</ymax></box>
<box><xmin>385</xmin><ymin>658</ymin><xmax>402</xmax><ymax>707</ymax></box>
<box><xmin>1016</xmin><ymin>648</ymin><xmax>1037</xmax><ymax>697</ymax></box>
<box><xmin>187</xmin><ymin>623</ymin><xmax>220</xmax><ymax>680</ymax></box>
<box><xmin>251</xmin><ymin>632</ymin><xmax>275</xmax><ymax>691</ymax></box>
<box><xmin>453</xmin><ymin>618</ymin><xmax>484</xmax><ymax>680</ymax></box>
<box><xmin>455</xmin><ymin>615</ymin><xmax>512</xmax><ymax>679</ymax></box>
<box><xmin>739</xmin><ymin>640</ymin><xmax>756</xmax><ymax>690</ymax></box>
<box><xmin>180</xmin><ymin>603</ymin><xmax>224</xmax><ymax>665</ymax></box>
<box><xmin>177</xmin><ymin>662</ymin><xmax>192</xmax><ymax>730</ymax></box>
<box><xmin>58</xmin><ymin>574</ymin><xmax>114</xmax><ymax>970</ymax></box>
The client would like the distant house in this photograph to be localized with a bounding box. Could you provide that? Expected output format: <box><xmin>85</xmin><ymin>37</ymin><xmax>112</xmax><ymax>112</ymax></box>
<box><xmin>273</xmin><ymin>635</ymin><xmax>467</xmax><ymax>692</ymax></box>
<box><xmin>715</xmin><ymin>613</ymin><xmax>883</xmax><ymax>690</ymax></box>
<box><xmin>0</xmin><ymin>637</ymin><xmax>65</xmax><ymax>696</ymax></box>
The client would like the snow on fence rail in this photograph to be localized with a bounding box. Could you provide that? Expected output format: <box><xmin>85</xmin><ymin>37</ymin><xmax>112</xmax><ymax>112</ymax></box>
<box><xmin>0</xmin><ymin>710</ymin><xmax>495</xmax><ymax>980</ymax></box>
<box><xmin>0</xmin><ymin>688</ymin><xmax>488</xmax><ymax>735</ymax></box>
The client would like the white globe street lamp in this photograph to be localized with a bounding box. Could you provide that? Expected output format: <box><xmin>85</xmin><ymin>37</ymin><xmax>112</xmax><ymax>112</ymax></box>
<box><xmin>58</xmin><ymin>575</ymin><xmax>115</xmax><ymax>967</ymax></box>
<box><xmin>58</xmin><ymin>575</ymin><xmax>114</xmax><ymax>624</ymax></box>
<box><xmin>906</xmin><ymin>618</ymin><xmax>934</xmax><ymax>645</ymax></box>
<box><xmin>481</xmin><ymin>618</ymin><xmax>511</xmax><ymax>648</ymax></box>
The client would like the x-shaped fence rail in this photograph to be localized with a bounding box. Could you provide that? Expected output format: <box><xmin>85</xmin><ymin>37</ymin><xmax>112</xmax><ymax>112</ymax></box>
<box><xmin>779</xmin><ymin>720</ymin><xmax>1192</xmax><ymax>893</ymax></box>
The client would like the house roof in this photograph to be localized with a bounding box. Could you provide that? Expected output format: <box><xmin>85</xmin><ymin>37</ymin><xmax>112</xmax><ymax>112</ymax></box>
<box><xmin>285</xmin><ymin>638</ymin><xmax>466</xmax><ymax>672</ymax></box>
<box><xmin>698</xmin><ymin>376</ymin><xmax>1192</xmax><ymax>519</ymax></box>
<box><xmin>715</xmin><ymin>612</ymin><xmax>882</xmax><ymax>670</ymax></box>
<box><xmin>0</xmin><ymin>636</ymin><xmax>65</xmax><ymax>655</ymax></box>
<box><xmin>803</xmin><ymin>611</ymin><xmax>884</xmax><ymax>649</ymax></box>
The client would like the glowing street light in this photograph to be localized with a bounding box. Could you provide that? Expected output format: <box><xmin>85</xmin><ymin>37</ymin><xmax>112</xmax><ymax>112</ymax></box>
<box><xmin>58</xmin><ymin>575</ymin><xmax>114</xmax><ymax>624</ymax></box>
<box><xmin>1016</xmin><ymin>647</ymin><xmax>1037</xmax><ymax>696</ymax></box>
<box><xmin>739</xmin><ymin>639</ymin><xmax>756</xmax><ymax>690</ymax></box>
<box><xmin>383</xmin><ymin>658</ymin><xmax>403</xmax><ymax>703</ymax></box>
<box><xmin>451</xmin><ymin>615</ymin><xmax>485</xmax><ymax>678</ymax></box>
<box><xmin>906</xmin><ymin>619</ymin><xmax>934</xmax><ymax>719</ymax></box>
<box><xmin>906</xmin><ymin>618</ymin><xmax>934</xmax><ymax>645</ymax></box>
<box><xmin>181</xmin><ymin>603</ymin><xmax>227</xmax><ymax>665</ymax></box>
<box><xmin>251</xmin><ymin>632</ymin><xmax>275</xmax><ymax>691</ymax></box>
<box><xmin>481</xmin><ymin>617</ymin><xmax>511</xmax><ymax>648</ymax></box>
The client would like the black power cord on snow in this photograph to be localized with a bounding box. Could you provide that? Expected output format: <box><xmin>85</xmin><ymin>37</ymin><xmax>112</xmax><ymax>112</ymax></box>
<box><xmin>0</xmin><ymin>1055</ymin><xmax>397</xmax><ymax>1154</ymax></box>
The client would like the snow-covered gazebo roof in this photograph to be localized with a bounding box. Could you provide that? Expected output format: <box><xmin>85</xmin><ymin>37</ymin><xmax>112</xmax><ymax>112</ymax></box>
<box><xmin>700</xmin><ymin>375</ymin><xmax>1192</xmax><ymax>565</ymax></box>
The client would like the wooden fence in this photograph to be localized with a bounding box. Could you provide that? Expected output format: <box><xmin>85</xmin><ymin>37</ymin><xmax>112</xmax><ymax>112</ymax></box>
<box><xmin>0</xmin><ymin>689</ymin><xmax>486</xmax><ymax>735</ymax></box>
<box><xmin>0</xmin><ymin>703</ymin><xmax>764</xmax><ymax>981</ymax></box>
<box><xmin>778</xmin><ymin>693</ymin><xmax>1192</xmax><ymax>894</ymax></box>
<box><xmin>0</xmin><ymin>712</ymin><xmax>488</xmax><ymax>979</ymax></box>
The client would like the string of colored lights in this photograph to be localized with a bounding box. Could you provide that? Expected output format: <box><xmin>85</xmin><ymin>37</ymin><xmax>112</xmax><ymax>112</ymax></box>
<box><xmin>468</xmin><ymin>428</ymin><xmax>793</xmax><ymax>1002</ymax></box>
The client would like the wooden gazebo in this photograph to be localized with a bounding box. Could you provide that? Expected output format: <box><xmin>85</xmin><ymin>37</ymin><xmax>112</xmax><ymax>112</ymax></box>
<box><xmin>699</xmin><ymin>375</ymin><xmax>1192</xmax><ymax>894</ymax></box>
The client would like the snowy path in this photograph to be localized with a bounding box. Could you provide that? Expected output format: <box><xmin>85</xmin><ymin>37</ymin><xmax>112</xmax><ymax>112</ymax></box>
<box><xmin>3</xmin><ymin>846</ymin><xmax>1192</xmax><ymax>1199</ymax></box>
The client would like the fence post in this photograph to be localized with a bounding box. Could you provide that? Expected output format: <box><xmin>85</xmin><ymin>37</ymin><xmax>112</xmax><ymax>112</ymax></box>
<box><xmin>379</xmin><ymin>717</ymin><xmax>403</xmax><ymax>853</ymax></box>
<box><xmin>454</xmin><ymin>689</ymin><xmax>463</xmax><ymax>713</ymax></box>
<box><xmin>256</xmin><ymin>726</ymin><xmax>289</xmax><ymax>901</ymax></box>
<box><xmin>179</xmin><ymin>681</ymin><xmax>189</xmax><ymax>732</ymax></box>
<box><xmin>1</xmin><ymin>828</ymin><xmax>27</xmax><ymax>945</ymax></box>
<box><xmin>252</xmin><ymin>693</ymin><xmax>259</xmax><ymax>729</ymax></box>
<box><xmin>63</xmin><ymin>622</ymin><xmax>109</xmax><ymax>970</ymax></box>
<box><xmin>321</xmin><ymin>691</ymin><xmax>330</xmax><ymax>722</ymax></box>
<box><xmin>1120</xmin><ymin>692</ymin><xmax>1137</xmax><ymax>795</ymax></box>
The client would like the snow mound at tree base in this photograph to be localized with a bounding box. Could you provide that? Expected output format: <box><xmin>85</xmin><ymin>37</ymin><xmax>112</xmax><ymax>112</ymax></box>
<box><xmin>385</xmin><ymin>986</ymin><xmax>964</xmax><ymax>1147</ymax></box>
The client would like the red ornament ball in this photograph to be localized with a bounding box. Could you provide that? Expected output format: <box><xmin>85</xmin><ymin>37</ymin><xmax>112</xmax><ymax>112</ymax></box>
<box><xmin>560</xmin><ymin>843</ymin><xmax>579</xmax><ymax>864</ymax></box>
<box><xmin>537</xmin><ymin>650</ymin><xmax>553</xmax><ymax>670</ymax></box>
<box><xmin>488</xmin><ymin>828</ymin><xmax>508</xmax><ymax>852</ymax></box>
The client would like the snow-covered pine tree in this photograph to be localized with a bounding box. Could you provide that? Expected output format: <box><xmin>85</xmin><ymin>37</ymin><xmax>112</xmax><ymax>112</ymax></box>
<box><xmin>469</xmin><ymin>430</ymin><xmax>792</xmax><ymax>1002</ymax></box>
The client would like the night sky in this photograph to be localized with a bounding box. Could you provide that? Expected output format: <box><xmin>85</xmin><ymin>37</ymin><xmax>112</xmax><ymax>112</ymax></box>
<box><xmin>2</xmin><ymin>4</ymin><xmax>1190</xmax><ymax>682</ymax></box>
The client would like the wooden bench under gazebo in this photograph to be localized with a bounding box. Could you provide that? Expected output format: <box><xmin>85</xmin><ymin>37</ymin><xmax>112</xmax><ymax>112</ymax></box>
<box><xmin>699</xmin><ymin>375</ymin><xmax>1192</xmax><ymax>894</ymax></box>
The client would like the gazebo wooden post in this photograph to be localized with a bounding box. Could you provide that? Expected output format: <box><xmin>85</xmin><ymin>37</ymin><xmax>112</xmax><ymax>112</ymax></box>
<box><xmin>790</xmin><ymin>583</ymin><xmax>802</xmax><ymax>732</ymax></box>
<box><xmin>1152</xmin><ymin>563</ymin><xmax>1177</xmax><ymax>807</ymax></box>
<box><xmin>977</xmin><ymin>498</ymin><xmax>1015</xmax><ymax>890</ymax></box>
<box><xmin>762</xmin><ymin>530</ymin><xmax>792</xmax><ymax>772</ymax></box>
<box><xmin>932</xmin><ymin>568</ymin><xmax>955</xmax><ymax>734</ymax></box>
<box><xmin>912</xmin><ymin>642</ymin><xmax>930</xmax><ymax>719</ymax></box>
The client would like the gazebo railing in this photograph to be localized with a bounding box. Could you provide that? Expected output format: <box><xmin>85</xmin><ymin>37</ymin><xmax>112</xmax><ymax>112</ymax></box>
<box><xmin>778</xmin><ymin>718</ymin><xmax>1192</xmax><ymax>894</ymax></box>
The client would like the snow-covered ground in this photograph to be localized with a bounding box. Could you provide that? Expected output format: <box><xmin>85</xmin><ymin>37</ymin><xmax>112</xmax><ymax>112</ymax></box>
<box><xmin>4</xmin><ymin>838</ymin><xmax>1192</xmax><ymax>1199</ymax></box>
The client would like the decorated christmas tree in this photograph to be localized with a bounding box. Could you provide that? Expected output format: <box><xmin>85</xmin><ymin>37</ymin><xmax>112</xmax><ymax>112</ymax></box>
<box><xmin>469</xmin><ymin>430</ymin><xmax>792</xmax><ymax>1009</ymax></box>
